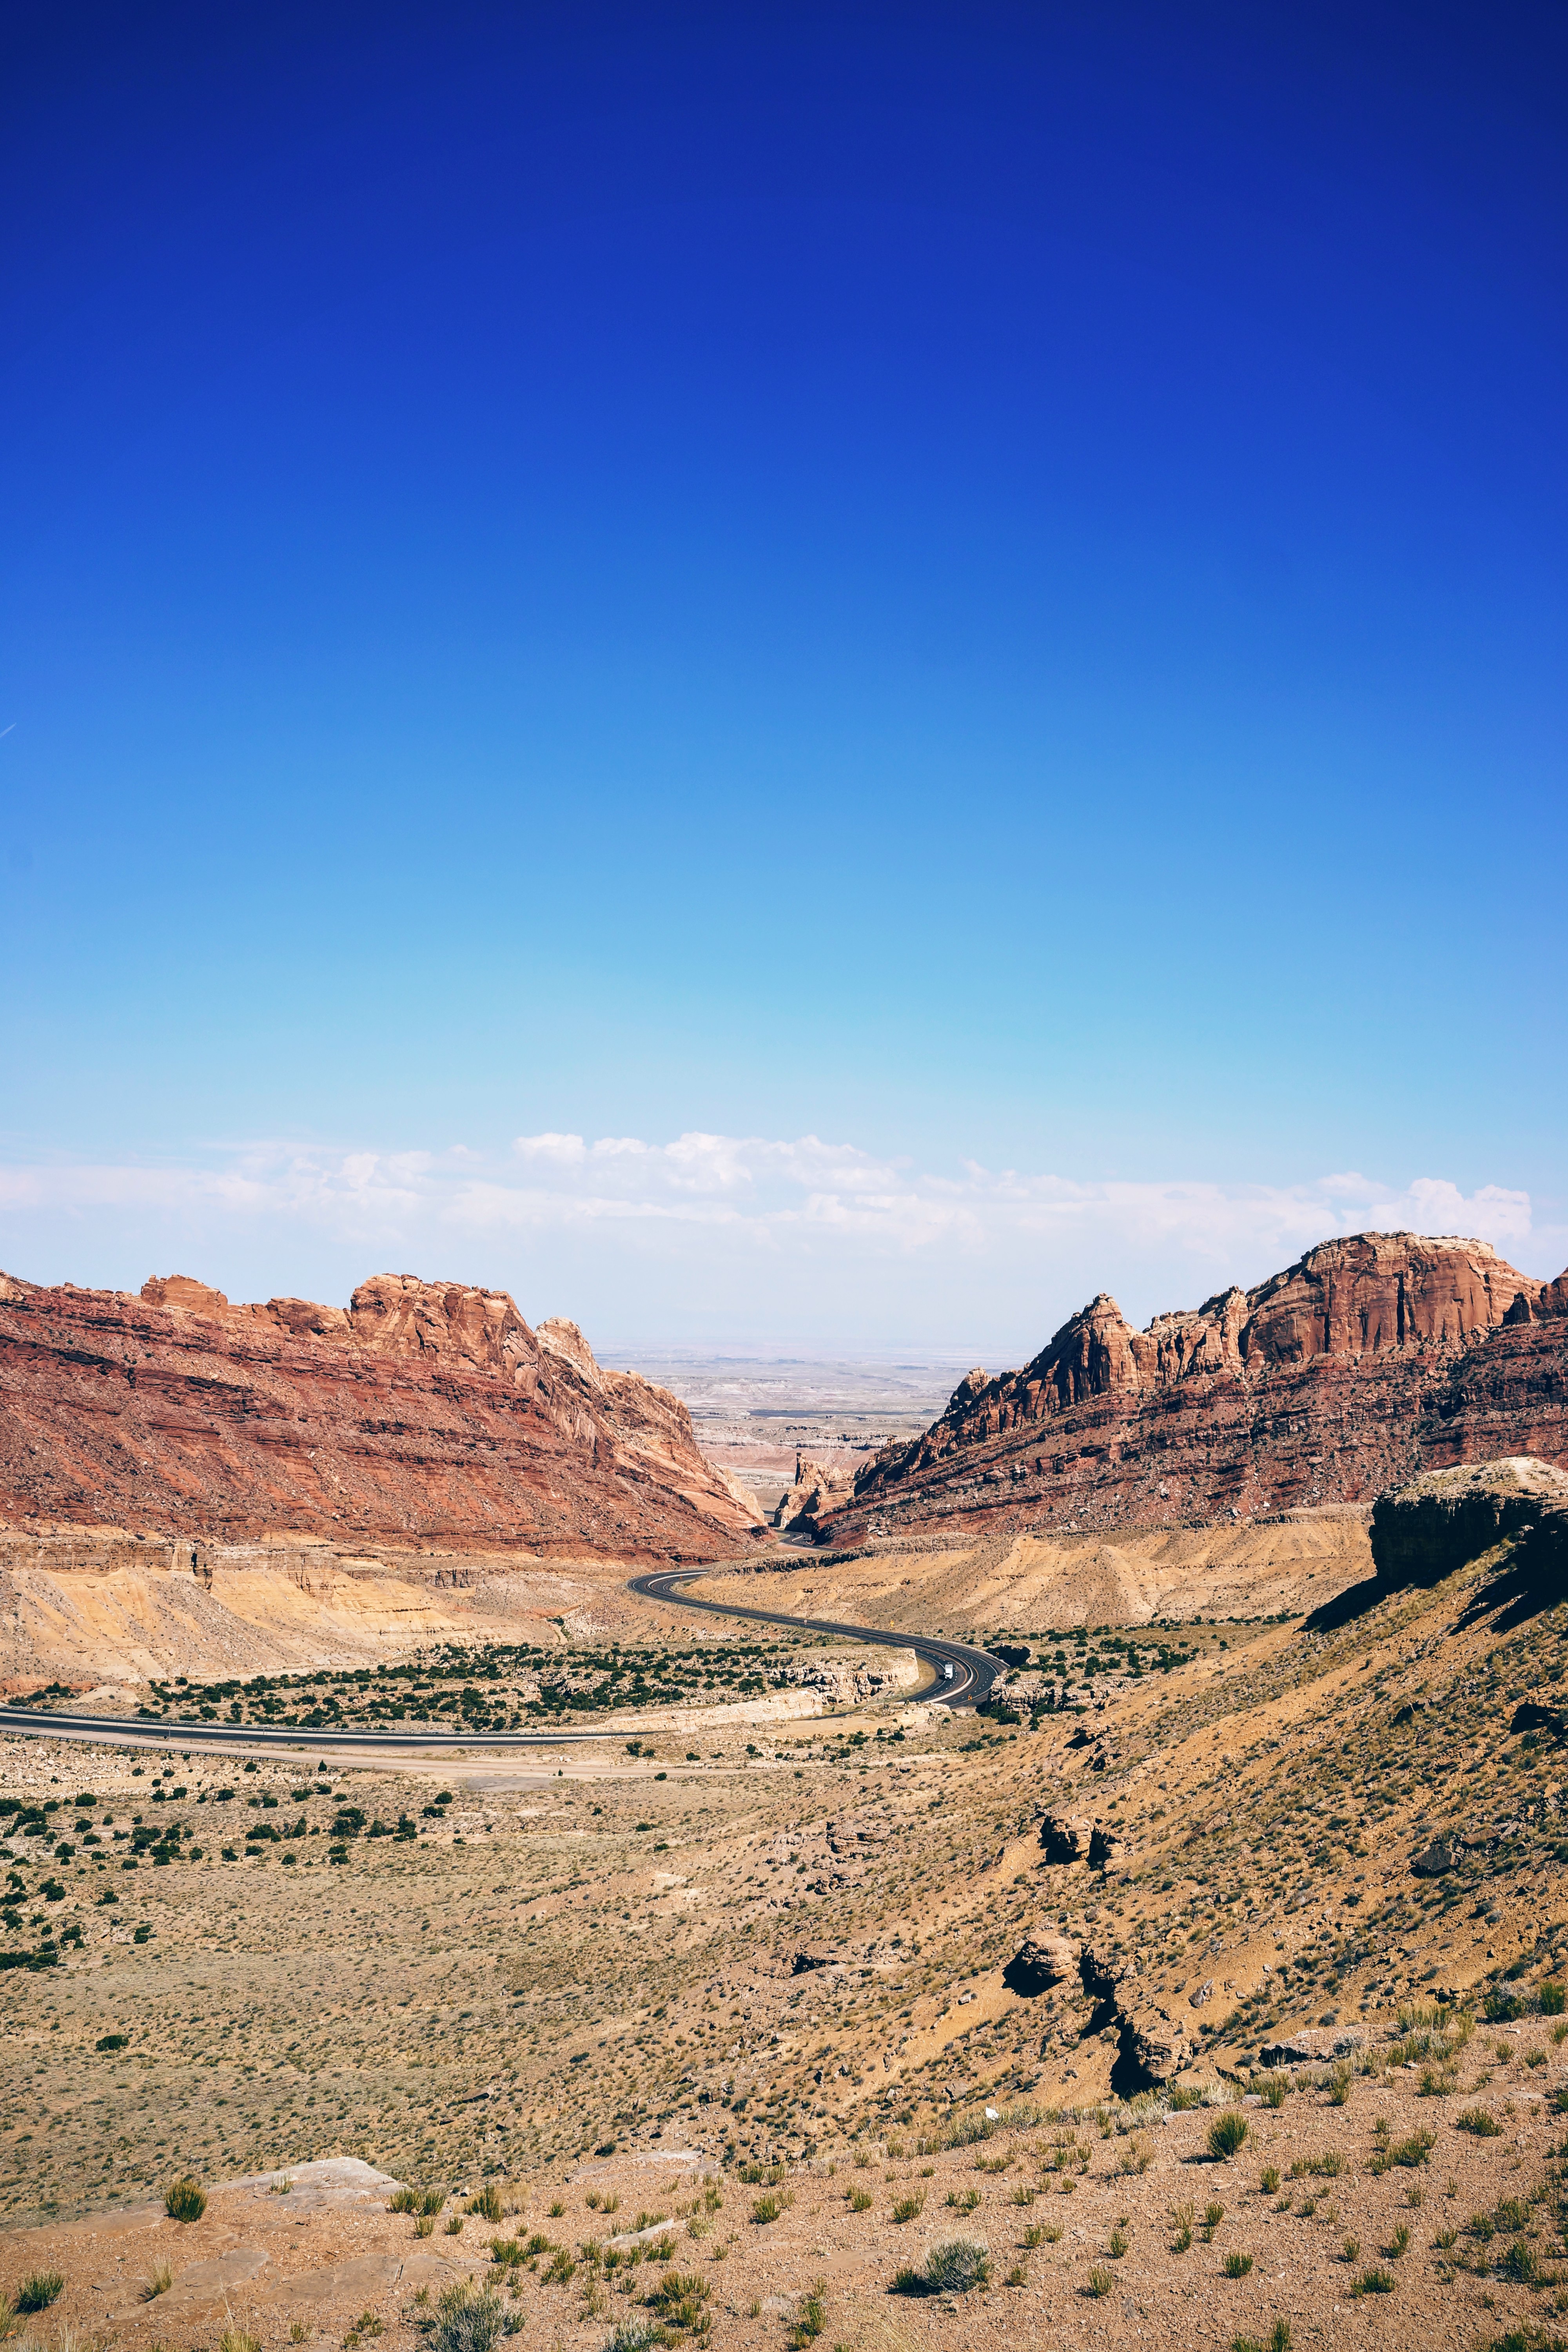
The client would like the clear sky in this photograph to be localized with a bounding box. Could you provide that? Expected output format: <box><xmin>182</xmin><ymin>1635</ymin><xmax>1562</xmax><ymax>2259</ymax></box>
<box><xmin>3</xmin><ymin>2</ymin><xmax>1564</xmax><ymax>1352</ymax></box>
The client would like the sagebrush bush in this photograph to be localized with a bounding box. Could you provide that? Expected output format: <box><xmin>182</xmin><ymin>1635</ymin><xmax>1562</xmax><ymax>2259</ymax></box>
<box><xmin>924</xmin><ymin>2238</ymin><xmax>989</xmax><ymax>2293</ymax></box>
<box><xmin>165</xmin><ymin>2176</ymin><xmax>207</xmax><ymax>2223</ymax></box>
<box><xmin>1208</xmin><ymin>2112</ymin><xmax>1248</xmax><ymax>2160</ymax></box>
<box><xmin>433</xmin><ymin>2279</ymin><xmax>504</xmax><ymax>2352</ymax></box>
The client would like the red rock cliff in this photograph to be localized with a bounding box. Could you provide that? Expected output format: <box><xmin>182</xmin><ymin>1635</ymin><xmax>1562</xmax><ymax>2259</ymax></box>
<box><xmin>0</xmin><ymin>1270</ymin><xmax>764</xmax><ymax>1561</ymax></box>
<box><xmin>826</xmin><ymin>1232</ymin><xmax>1568</xmax><ymax>1542</ymax></box>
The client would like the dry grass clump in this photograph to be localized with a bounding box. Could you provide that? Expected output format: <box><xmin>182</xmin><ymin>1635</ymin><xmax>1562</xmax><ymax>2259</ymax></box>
<box><xmin>164</xmin><ymin>2174</ymin><xmax>206</xmax><ymax>2222</ymax></box>
<box><xmin>432</xmin><ymin>2278</ymin><xmax>505</xmax><ymax>2352</ymax></box>
<box><xmin>12</xmin><ymin>2273</ymin><xmax>64</xmax><ymax>2315</ymax></box>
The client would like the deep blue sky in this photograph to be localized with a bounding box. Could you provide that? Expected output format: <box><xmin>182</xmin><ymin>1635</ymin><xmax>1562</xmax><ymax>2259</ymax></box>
<box><xmin>2</xmin><ymin>2</ymin><xmax>1565</xmax><ymax>1344</ymax></box>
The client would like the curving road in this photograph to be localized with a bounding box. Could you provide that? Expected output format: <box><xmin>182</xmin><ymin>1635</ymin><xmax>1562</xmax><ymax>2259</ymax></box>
<box><xmin>629</xmin><ymin>1564</ymin><xmax>1003</xmax><ymax>1708</ymax></box>
<box><xmin>0</xmin><ymin>1557</ymin><xmax>1001</xmax><ymax>1755</ymax></box>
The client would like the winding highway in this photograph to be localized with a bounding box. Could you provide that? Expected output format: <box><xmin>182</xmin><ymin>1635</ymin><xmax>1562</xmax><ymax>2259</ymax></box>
<box><xmin>0</xmin><ymin>1559</ymin><xmax>1002</xmax><ymax>1757</ymax></box>
<box><xmin>628</xmin><ymin>1564</ymin><xmax>1003</xmax><ymax>1707</ymax></box>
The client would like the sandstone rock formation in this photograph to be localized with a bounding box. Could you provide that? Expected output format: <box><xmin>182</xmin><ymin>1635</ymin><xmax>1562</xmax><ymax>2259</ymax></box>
<box><xmin>1038</xmin><ymin>1812</ymin><xmax>1094</xmax><ymax>1864</ymax></box>
<box><xmin>1004</xmin><ymin>1930</ymin><xmax>1077</xmax><ymax>1994</ymax></box>
<box><xmin>0</xmin><ymin>1269</ymin><xmax>766</xmax><ymax>1561</ymax></box>
<box><xmin>1003</xmin><ymin>1929</ymin><xmax>1189</xmax><ymax>2084</ymax></box>
<box><xmin>774</xmin><ymin>1453</ymin><xmax>854</xmax><ymax>1536</ymax></box>
<box><xmin>824</xmin><ymin>1232</ymin><xmax>1568</xmax><ymax>1543</ymax></box>
<box><xmin>1370</xmin><ymin>1456</ymin><xmax>1568</xmax><ymax>1587</ymax></box>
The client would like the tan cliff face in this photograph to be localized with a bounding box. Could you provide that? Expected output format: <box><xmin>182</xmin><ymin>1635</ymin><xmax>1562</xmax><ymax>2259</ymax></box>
<box><xmin>828</xmin><ymin>1231</ymin><xmax>1568</xmax><ymax>1541</ymax></box>
<box><xmin>0</xmin><ymin>1270</ymin><xmax>765</xmax><ymax>1560</ymax></box>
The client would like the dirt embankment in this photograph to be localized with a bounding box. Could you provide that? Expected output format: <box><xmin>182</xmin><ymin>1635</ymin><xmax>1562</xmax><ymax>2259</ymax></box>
<box><xmin>707</xmin><ymin>1512</ymin><xmax>1374</xmax><ymax>1632</ymax></box>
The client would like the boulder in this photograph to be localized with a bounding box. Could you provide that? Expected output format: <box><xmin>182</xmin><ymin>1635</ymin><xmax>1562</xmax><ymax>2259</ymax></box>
<box><xmin>1120</xmin><ymin>2003</ymin><xmax>1190</xmax><ymax>2085</ymax></box>
<box><xmin>1258</xmin><ymin>2027</ymin><xmax>1365</xmax><ymax>2067</ymax></box>
<box><xmin>1371</xmin><ymin>1457</ymin><xmax>1568</xmax><ymax>1587</ymax></box>
<box><xmin>1080</xmin><ymin>1943</ymin><xmax>1134</xmax><ymax>2004</ymax></box>
<box><xmin>791</xmin><ymin>1945</ymin><xmax>833</xmax><ymax>1975</ymax></box>
<box><xmin>1003</xmin><ymin>1931</ymin><xmax>1077</xmax><ymax>1995</ymax></box>
<box><xmin>1038</xmin><ymin>1813</ymin><xmax>1094</xmax><ymax>1864</ymax></box>
<box><xmin>1089</xmin><ymin>1825</ymin><xmax>1129</xmax><ymax>1870</ymax></box>
<box><xmin>1411</xmin><ymin>1836</ymin><xmax>1459</xmax><ymax>1878</ymax></box>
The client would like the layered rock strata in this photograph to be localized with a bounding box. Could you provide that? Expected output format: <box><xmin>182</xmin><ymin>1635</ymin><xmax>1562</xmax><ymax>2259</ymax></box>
<box><xmin>1370</xmin><ymin>1456</ymin><xmax>1568</xmax><ymax>1587</ymax></box>
<box><xmin>0</xmin><ymin>1269</ymin><xmax>765</xmax><ymax>1560</ymax></box>
<box><xmin>825</xmin><ymin>1233</ymin><xmax>1568</xmax><ymax>1543</ymax></box>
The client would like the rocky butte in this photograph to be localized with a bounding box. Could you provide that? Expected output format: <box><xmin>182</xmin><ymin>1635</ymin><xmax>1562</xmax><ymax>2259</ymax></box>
<box><xmin>822</xmin><ymin>1230</ymin><xmax>1568</xmax><ymax>1543</ymax></box>
<box><xmin>0</xmin><ymin>1269</ymin><xmax>765</xmax><ymax>1560</ymax></box>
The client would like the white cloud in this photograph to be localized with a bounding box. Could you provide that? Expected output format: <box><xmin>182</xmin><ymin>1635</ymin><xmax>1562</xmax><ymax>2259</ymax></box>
<box><xmin>0</xmin><ymin>1132</ymin><xmax>1558</xmax><ymax>1345</ymax></box>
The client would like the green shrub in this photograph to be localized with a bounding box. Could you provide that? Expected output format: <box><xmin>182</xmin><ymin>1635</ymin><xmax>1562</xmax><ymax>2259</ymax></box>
<box><xmin>390</xmin><ymin>2189</ymin><xmax>419</xmax><ymax>2214</ymax></box>
<box><xmin>752</xmin><ymin>2193</ymin><xmax>784</xmax><ymax>2224</ymax></box>
<box><xmin>1224</xmin><ymin>2253</ymin><xmax>1254</xmax><ymax>2278</ymax></box>
<box><xmin>15</xmin><ymin>2271</ymin><xmax>64</xmax><ymax>2314</ymax></box>
<box><xmin>96</xmin><ymin>2032</ymin><xmax>129</xmax><ymax>2051</ymax></box>
<box><xmin>1457</xmin><ymin>2108</ymin><xmax>1504</xmax><ymax>2137</ymax></box>
<box><xmin>165</xmin><ymin>2176</ymin><xmax>207</xmax><ymax>2223</ymax></box>
<box><xmin>467</xmin><ymin>2184</ymin><xmax>504</xmax><ymax>2223</ymax></box>
<box><xmin>891</xmin><ymin>2194</ymin><xmax>925</xmax><ymax>2224</ymax></box>
<box><xmin>1350</xmin><ymin>2267</ymin><xmax>1395</xmax><ymax>2296</ymax></box>
<box><xmin>420</xmin><ymin>2188</ymin><xmax>446</xmax><ymax>2216</ymax></box>
<box><xmin>1372</xmin><ymin>2130</ymin><xmax>1436</xmax><ymax>2173</ymax></box>
<box><xmin>1541</xmin><ymin>1983</ymin><xmax>1568</xmax><ymax>2016</ymax></box>
<box><xmin>1259</xmin><ymin>2074</ymin><xmax>1287</xmax><ymax>2109</ymax></box>
<box><xmin>432</xmin><ymin>2279</ymin><xmax>504</xmax><ymax>2352</ymax></box>
<box><xmin>1085</xmin><ymin>2265</ymin><xmax>1114</xmax><ymax>2298</ymax></box>
<box><xmin>1208</xmin><ymin>2112</ymin><xmax>1248</xmax><ymax>2161</ymax></box>
<box><xmin>1230</xmin><ymin>2325</ymin><xmax>1291</xmax><ymax>2352</ymax></box>
<box><xmin>924</xmin><ymin>2238</ymin><xmax>989</xmax><ymax>2293</ymax></box>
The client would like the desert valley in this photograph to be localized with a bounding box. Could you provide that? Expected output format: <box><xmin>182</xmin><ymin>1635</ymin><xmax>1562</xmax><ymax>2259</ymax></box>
<box><xmin>0</xmin><ymin>1232</ymin><xmax>1565</xmax><ymax>2352</ymax></box>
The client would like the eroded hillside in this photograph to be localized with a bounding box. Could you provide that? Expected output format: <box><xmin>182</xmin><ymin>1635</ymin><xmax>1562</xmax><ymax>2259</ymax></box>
<box><xmin>0</xmin><ymin>1271</ymin><xmax>764</xmax><ymax>1566</ymax></box>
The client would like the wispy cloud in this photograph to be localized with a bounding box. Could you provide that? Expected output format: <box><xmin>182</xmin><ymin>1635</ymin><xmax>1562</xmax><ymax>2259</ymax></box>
<box><xmin>0</xmin><ymin>1132</ymin><xmax>1553</xmax><ymax>1291</ymax></box>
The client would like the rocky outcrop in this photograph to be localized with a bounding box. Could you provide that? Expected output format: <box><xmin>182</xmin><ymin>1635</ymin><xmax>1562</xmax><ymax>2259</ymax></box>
<box><xmin>1004</xmin><ymin>1927</ymin><xmax>1189</xmax><ymax>2084</ymax></box>
<box><xmin>1259</xmin><ymin>2027</ymin><xmax>1365</xmax><ymax>2067</ymax></box>
<box><xmin>1371</xmin><ymin>1457</ymin><xmax>1568</xmax><ymax>1587</ymax></box>
<box><xmin>0</xmin><ymin>1269</ymin><xmax>766</xmax><ymax>1561</ymax></box>
<box><xmin>1003</xmin><ymin>1931</ymin><xmax>1078</xmax><ymax>1994</ymax></box>
<box><xmin>774</xmin><ymin>1454</ymin><xmax>853</xmax><ymax>1535</ymax></box>
<box><xmin>824</xmin><ymin>1233</ymin><xmax>1568</xmax><ymax>1543</ymax></box>
<box><xmin>1119</xmin><ymin>2002</ymin><xmax>1192</xmax><ymax>2085</ymax></box>
<box><xmin>1038</xmin><ymin>1812</ymin><xmax>1094</xmax><ymax>1864</ymax></box>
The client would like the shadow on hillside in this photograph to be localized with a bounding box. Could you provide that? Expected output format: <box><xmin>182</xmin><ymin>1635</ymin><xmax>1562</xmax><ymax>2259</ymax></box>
<box><xmin>1452</xmin><ymin>1546</ymin><xmax>1561</xmax><ymax>1636</ymax></box>
<box><xmin>1308</xmin><ymin>1539</ymin><xmax>1560</xmax><ymax>1642</ymax></box>
<box><xmin>1302</xmin><ymin>1577</ymin><xmax>1385</xmax><ymax>1635</ymax></box>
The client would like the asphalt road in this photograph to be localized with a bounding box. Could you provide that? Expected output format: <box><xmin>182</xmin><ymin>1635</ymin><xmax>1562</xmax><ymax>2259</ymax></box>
<box><xmin>0</xmin><ymin>1563</ymin><xmax>1001</xmax><ymax>1754</ymax></box>
<box><xmin>628</xmin><ymin>1565</ymin><xmax>1003</xmax><ymax>1708</ymax></box>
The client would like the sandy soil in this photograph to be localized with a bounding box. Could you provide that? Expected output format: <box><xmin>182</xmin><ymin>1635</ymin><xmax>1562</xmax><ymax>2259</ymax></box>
<box><xmin>5</xmin><ymin>1513</ymin><xmax>1568</xmax><ymax>2350</ymax></box>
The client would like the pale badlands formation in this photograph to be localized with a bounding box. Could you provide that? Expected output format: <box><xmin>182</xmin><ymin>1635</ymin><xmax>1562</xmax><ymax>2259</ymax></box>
<box><xmin>824</xmin><ymin>1231</ymin><xmax>1568</xmax><ymax>1544</ymax></box>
